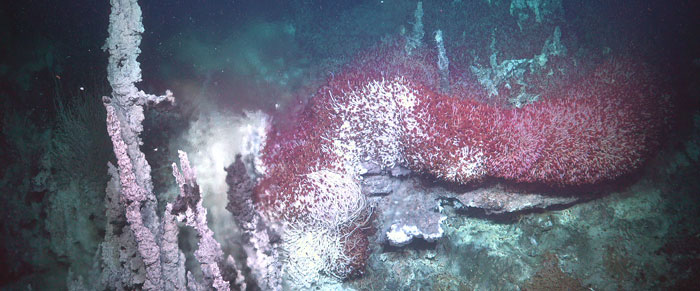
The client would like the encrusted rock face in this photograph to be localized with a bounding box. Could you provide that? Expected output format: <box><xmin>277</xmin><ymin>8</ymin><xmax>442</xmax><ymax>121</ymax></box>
<box><xmin>363</xmin><ymin>170</ymin><xmax>582</xmax><ymax>247</ymax></box>
<box><xmin>454</xmin><ymin>186</ymin><xmax>578</xmax><ymax>214</ymax></box>
<box><xmin>372</xmin><ymin>179</ymin><xmax>446</xmax><ymax>247</ymax></box>
<box><xmin>362</xmin><ymin>175</ymin><xmax>399</xmax><ymax>196</ymax></box>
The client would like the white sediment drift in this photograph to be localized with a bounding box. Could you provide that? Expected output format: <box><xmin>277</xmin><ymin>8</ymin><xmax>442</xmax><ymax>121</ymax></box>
<box><xmin>386</xmin><ymin>216</ymin><xmax>446</xmax><ymax>247</ymax></box>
